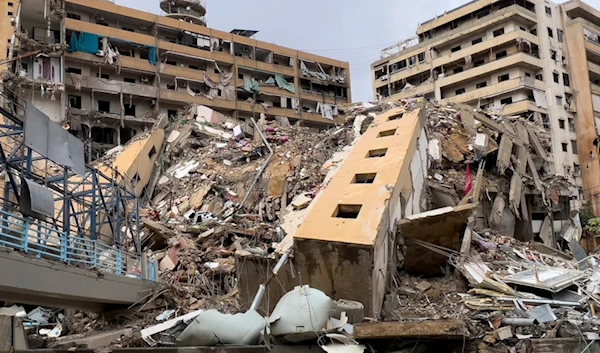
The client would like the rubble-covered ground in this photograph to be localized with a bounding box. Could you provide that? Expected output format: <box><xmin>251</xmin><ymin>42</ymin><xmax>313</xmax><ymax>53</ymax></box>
<box><xmin>15</xmin><ymin>100</ymin><xmax>600</xmax><ymax>352</ymax></box>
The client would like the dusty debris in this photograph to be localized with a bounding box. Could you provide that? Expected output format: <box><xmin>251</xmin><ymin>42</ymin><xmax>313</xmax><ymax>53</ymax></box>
<box><xmin>8</xmin><ymin>98</ymin><xmax>596</xmax><ymax>351</ymax></box>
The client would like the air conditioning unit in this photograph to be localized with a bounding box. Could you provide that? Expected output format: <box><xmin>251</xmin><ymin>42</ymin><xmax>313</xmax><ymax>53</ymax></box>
<box><xmin>96</xmin><ymin>50</ymin><xmax>104</xmax><ymax>57</ymax></box>
<box><xmin>380</xmin><ymin>74</ymin><xmax>389</xmax><ymax>81</ymax></box>
<box><xmin>564</xmin><ymin>104</ymin><xmax>570</xmax><ymax>110</ymax></box>
<box><xmin>140</xmin><ymin>76</ymin><xmax>149</xmax><ymax>83</ymax></box>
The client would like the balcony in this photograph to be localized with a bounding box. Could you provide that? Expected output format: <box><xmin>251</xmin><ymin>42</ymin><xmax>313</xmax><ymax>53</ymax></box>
<box><xmin>161</xmin><ymin>64</ymin><xmax>221</xmax><ymax>83</ymax></box>
<box><xmin>589</xmin><ymin>61</ymin><xmax>600</xmax><ymax>76</ymax></box>
<box><xmin>160</xmin><ymin>89</ymin><xmax>236</xmax><ymax>110</ymax></box>
<box><xmin>65</xmin><ymin>75</ymin><xmax>158</xmax><ymax>99</ymax></box>
<box><xmin>68</xmin><ymin>107</ymin><xmax>157</xmax><ymax>124</ymax></box>
<box><xmin>379</xmin><ymin>29</ymin><xmax>540</xmax><ymax>89</ymax></box>
<box><xmin>235</xmin><ymin>101</ymin><xmax>340</xmax><ymax>125</ymax></box>
<box><xmin>441</xmin><ymin>76</ymin><xmax>544</xmax><ymax>104</ymax></box>
<box><xmin>419</xmin><ymin>4</ymin><xmax>536</xmax><ymax>41</ymax></box>
<box><xmin>437</xmin><ymin>52</ymin><xmax>541</xmax><ymax>88</ymax></box>
<box><xmin>300</xmin><ymin>90</ymin><xmax>340</xmax><ymax>105</ymax></box>
<box><xmin>236</xmin><ymin>57</ymin><xmax>296</xmax><ymax>77</ymax></box>
<box><xmin>160</xmin><ymin>0</ymin><xmax>207</xmax><ymax>26</ymax></box>
<box><xmin>375</xmin><ymin>4</ymin><xmax>536</xmax><ymax>69</ymax></box>
<box><xmin>502</xmin><ymin>100</ymin><xmax>546</xmax><ymax>116</ymax></box>
<box><xmin>64</xmin><ymin>18</ymin><xmax>234</xmax><ymax>65</ymax></box>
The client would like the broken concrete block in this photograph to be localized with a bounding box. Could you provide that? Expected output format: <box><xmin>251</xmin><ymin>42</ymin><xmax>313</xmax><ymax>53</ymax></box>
<box><xmin>416</xmin><ymin>281</ymin><xmax>432</xmax><ymax>292</ymax></box>
<box><xmin>495</xmin><ymin>326</ymin><xmax>512</xmax><ymax>340</ymax></box>
<box><xmin>159</xmin><ymin>253</ymin><xmax>177</xmax><ymax>271</ymax></box>
<box><xmin>167</xmin><ymin>130</ymin><xmax>181</xmax><ymax>143</ymax></box>
<box><xmin>474</xmin><ymin>133</ymin><xmax>488</xmax><ymax>150</ymax></box>
<box><xmin>291</xmin><ymin>194</ymin><xmax>312</xmax><ymax>210</ymax></box>
<box><xmin>233</xmin><ymin>125</ymin><xmax>244</xmax><ymax>139</ymax></box>
<box><xmin>428</xmin><ymin>139</ymin><xmax>441</xmax><ymax>161</ymax></box>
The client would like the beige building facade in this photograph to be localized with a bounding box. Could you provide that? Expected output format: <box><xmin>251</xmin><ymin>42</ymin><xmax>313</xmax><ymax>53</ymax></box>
<box><xmin>5</xmin><ymin>0</ymin><xmax>351</xmax><ymax>160</ymax></box>
<box><xmin>371</xmin><ymin>0</ymin><xmax>600</xmax><ymax>214</ymax></box>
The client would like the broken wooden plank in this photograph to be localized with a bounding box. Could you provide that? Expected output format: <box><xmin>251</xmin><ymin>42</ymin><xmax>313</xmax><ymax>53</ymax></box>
<box><xmin>354</xmin><ymin>320</ymin><xmax>468</xmax><ymax>340</ymax></box>
<box><xmin>497</xmin><ymin>135</ymin><xmax>513</xmax><ymax>175</ymax></box>
<box><xmin>526</xmin><ymin>125</ymin><xmax>549</xmax><ymax>160</ymax></box>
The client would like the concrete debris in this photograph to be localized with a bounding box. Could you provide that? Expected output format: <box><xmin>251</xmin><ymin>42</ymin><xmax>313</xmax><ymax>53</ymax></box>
<box><xmin>6</xmin><ymin>99</ymin><xmax>598</xmax><ymax>352</ymax></box>
<box><xmin>291</xmin><ymin>193</ymin><xmax>312</xmax><ymax>210</ymax></box>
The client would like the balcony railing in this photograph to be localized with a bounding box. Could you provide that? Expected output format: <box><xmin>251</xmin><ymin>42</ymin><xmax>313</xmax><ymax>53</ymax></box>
<box><xmin>0</xmin><ymin>209</ymin><xmax>154</xmax><ymax>280</ymax></box>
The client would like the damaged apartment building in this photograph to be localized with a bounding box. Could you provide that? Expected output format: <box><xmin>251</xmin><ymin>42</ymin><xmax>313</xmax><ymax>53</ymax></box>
<box><xmin>372</xmin><ymin>0</ymin><xmax>600</xmax><ymax>217</ymax></box>
<box><xmin>2</xmin><ymin>0</ymin><xmax>351</xmax><ymax>161</ymax></box>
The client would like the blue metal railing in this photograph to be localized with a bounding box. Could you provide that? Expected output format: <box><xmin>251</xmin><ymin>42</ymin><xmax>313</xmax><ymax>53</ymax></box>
<box><xmin>0</xmin><ymin>209</ymin><xmax>150</xmax><ymax>279</ymax></box>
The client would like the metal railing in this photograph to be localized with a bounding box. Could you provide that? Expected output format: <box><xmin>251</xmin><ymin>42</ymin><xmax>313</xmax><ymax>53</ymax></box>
<box><xmin>0</xmin><ymin>208</ymin><xmax>149</xmax><ymax>278</ymax></box>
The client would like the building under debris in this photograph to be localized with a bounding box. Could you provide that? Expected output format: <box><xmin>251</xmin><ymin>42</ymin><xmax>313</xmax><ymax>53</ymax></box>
<box><xmin>2</xmin><ymin>0</ymin><xmax>351</xmax><ymax>161</ymax></box>
<box><xmin>1</xmin><ymin>93</ymin><xmax>600</xmax><ymax>352</ymax></box>
<box><xmin>371</xmin><ymin>0</ymin><xmax>600</xmax><ymax>215</ymax></box>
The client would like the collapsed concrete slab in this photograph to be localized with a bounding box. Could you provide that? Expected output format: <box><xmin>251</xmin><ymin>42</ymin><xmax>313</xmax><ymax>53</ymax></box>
<box><xmin>399</xmin><ymin>204</ymin><xmax>477</xmax><ymax>276</ymax></box>
<box><xmin>294</xmin><ymin>107</ymin><xmax>427</xmax><ymax>316</ymax></box>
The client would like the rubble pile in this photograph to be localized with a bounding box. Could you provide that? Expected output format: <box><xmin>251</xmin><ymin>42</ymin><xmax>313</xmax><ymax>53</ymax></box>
<box><xmin>138</xmin><ymin>106</ymin><xmax>360</xmax><ymax>311</ymax></box>
<box><xmin>8</xmin><ymin>99</ymin><xmax>600</xmax><ymax>352</ymax></box>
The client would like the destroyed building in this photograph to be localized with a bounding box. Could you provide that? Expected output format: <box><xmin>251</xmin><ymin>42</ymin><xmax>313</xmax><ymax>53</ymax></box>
<box><xmin>2</xmin><ymin>0</ymin><xmax>351</xmax><ymax>162</ymax></box>
<box><xmin>1</xmin><ymin>89</ymin><xmax>599</xmax><ymax>352</ymax></box>
<box><xmin>370</xmin><ymin>0</ymin><xmax>600</xmax><ymax>215</ymax></box>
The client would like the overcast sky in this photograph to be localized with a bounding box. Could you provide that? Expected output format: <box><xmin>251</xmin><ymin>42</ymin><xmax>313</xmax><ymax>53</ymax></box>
<box><xmin>119</xmin><ymin>0</ymin><xmax>599</xmax><ymax>102</ymax></box>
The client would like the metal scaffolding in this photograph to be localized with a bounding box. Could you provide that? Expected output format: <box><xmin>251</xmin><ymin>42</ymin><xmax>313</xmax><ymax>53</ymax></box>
<box><xmin>0</xmin><ymin>83</ymin><xmax>145</xmax><ymax>277</ymax></box>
